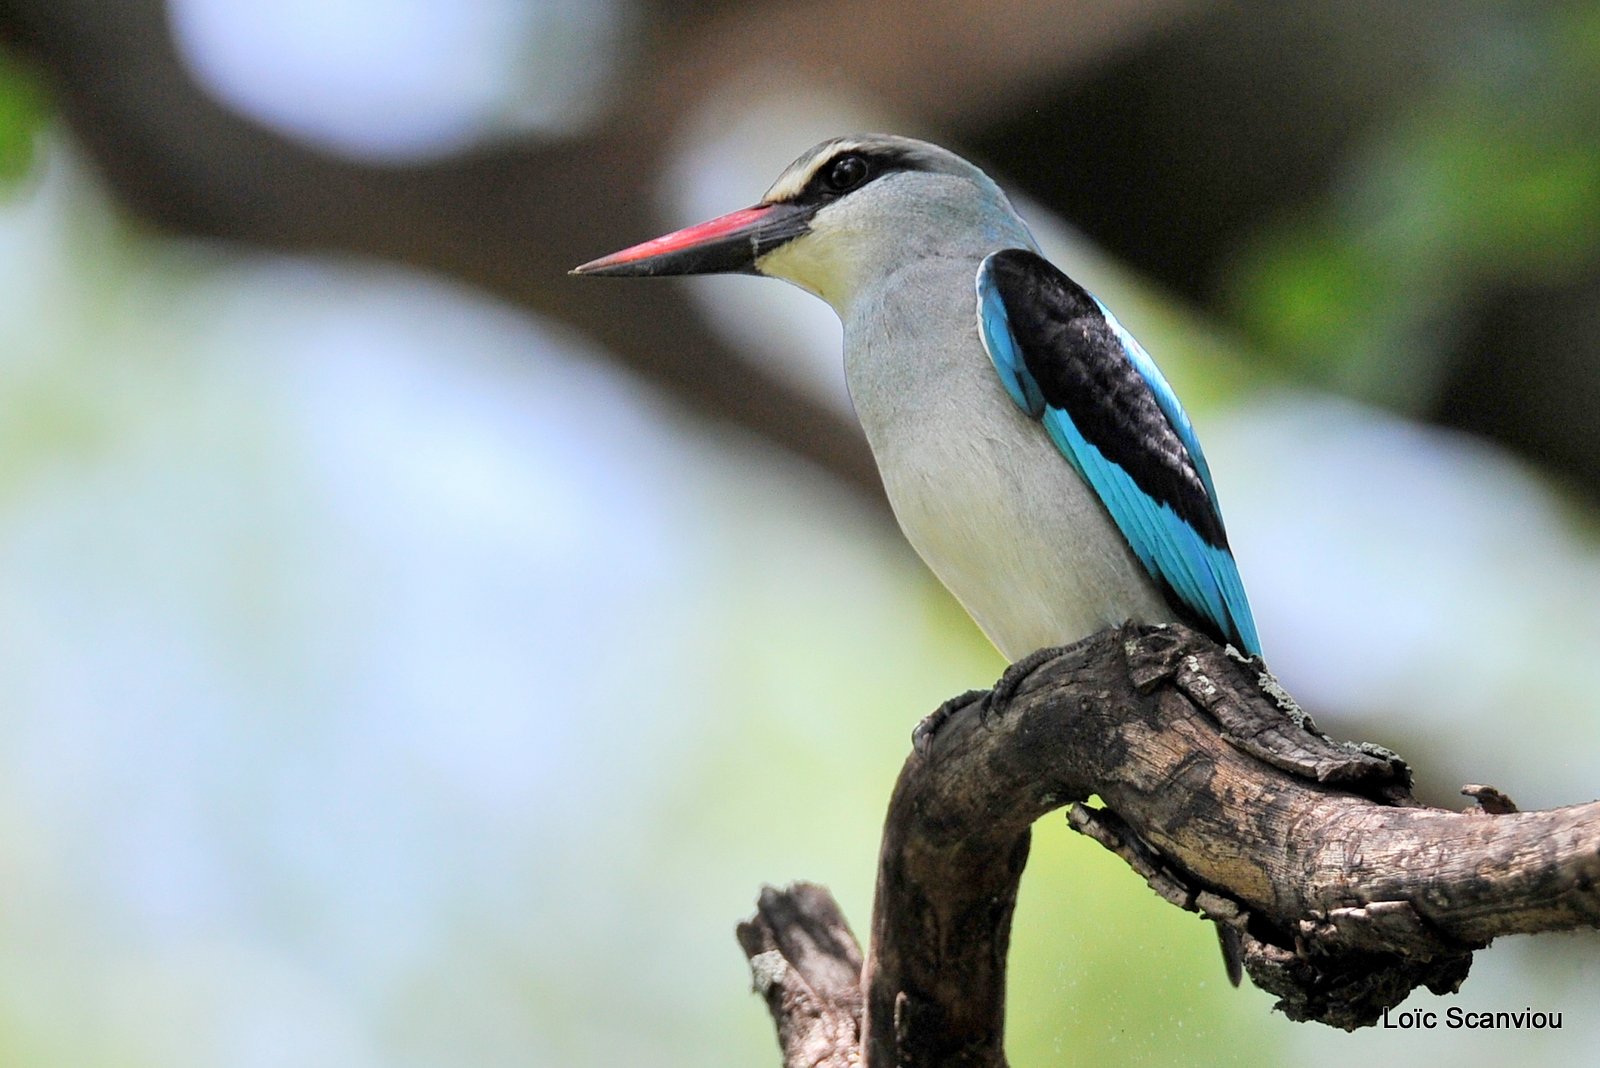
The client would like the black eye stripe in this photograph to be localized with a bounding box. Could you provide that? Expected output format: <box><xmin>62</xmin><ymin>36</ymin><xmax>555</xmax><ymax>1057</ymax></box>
<box><xmin>802</xmin><ymin>152</ymin><xmax>872</xmax><ymax>200</ymax></box>
<box><xmin>788</xmin><ymin>146</ymin><xmax>919</xmax><ymax>205</ymax></box>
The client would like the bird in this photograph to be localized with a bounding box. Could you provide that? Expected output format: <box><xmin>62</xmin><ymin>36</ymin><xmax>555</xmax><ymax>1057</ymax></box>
<box><xmin>572</xmin><ymin>134</ymin><xmax>1260</xmax><ymax>982</ymax></box>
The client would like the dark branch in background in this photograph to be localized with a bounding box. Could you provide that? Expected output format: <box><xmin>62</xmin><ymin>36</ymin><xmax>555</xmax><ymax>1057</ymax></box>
<box><xmin>7</xmin><ymin>0</ymin><xmax>1600</xmax><ymax>519</ymax></box>
<box><xmin>740</xmin><ymin>623</ymin><xmax>1600</xmax><ymax>1066</ymax></box>
<box><xmin>0</xmin><ymin>0</ymin><xmax>880</xmax><ymax>497</ymax></box>
<box><xmin>0</xmin><ymin>0</ymin><xmax>1195</xmax><ymax>505</ymax></box>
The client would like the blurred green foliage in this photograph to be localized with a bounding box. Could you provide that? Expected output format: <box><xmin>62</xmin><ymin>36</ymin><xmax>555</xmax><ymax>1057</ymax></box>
<box><xmin>1007</xmin><ymin>815</ymin><xmax>1283</xmax><ymax>1066</ymax></box>
<box><xmin>1230</xmin><ymin>2</ymin><xmax>1600</xmax><ymax>410</ymax></box>
<box><xmin>0</xmin><ymin>49</ymin><xmax>47</xmax><ymax>183</ymax></box>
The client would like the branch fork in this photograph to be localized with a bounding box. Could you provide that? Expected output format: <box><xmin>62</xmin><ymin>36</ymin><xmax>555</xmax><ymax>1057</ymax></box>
<box><xmin>738</xmin><ymin>622</ymin><xmax>1600</xmax><ymax>1065</ymax></box>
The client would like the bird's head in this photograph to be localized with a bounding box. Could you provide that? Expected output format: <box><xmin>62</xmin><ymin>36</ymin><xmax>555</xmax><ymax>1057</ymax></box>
<box><xmin>572</xmin><ymin>134</ymin><xmax>1030</xmax><ymax>311</ymax></box>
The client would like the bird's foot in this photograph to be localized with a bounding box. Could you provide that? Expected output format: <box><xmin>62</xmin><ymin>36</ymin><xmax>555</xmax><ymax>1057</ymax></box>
<box><xmin>911</xmin><ymin>648</ymin><xmax>1058</xmax><ymax>757</ymax></box>
<box><xmin>912</xmin><ymin>689</ymin><xmax>988</xmax><ymax>757</ymax></box>
<box><xmin>986</xmin><ymin>646</ymin><xmax>1058</xmax><ymax>716</ymax></box>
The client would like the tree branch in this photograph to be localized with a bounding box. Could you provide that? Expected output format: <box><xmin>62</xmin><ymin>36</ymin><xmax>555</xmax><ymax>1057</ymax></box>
<box><xmin>736</xmin><ymin>884</ymin><xmax>864</xmax><ymax>1068</ymax></box>
<box><xmin>739</xmin><ymin>623</ymin><xmax>1600</xmax><ymax>1065</ymax></box>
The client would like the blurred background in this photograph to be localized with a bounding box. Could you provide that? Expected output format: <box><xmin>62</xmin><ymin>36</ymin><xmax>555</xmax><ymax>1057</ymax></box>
<box><xmin>0</xmin><ymin>0</ymin><xmax>1596</xmax><ymax>1064</ymax></box>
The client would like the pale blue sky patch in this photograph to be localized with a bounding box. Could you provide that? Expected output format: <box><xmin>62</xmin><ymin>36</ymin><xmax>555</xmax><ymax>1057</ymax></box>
<box><xmin>167</xmin><ymin>0</ymin><xmax>629</xmax><ymax>159</ymax></box>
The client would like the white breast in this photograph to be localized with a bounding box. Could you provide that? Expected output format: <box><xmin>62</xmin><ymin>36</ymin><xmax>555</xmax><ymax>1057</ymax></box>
<box><xmin>842</xmin><ymin>259</ymin><xmax>1172</xmax><ymax>661</ymax></box>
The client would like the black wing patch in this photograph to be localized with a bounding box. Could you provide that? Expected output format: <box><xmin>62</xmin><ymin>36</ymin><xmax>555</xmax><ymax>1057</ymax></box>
<box><xmin>982</xmin><ymin>249</ymin><xmax>1227</xmax><ymax>549</ymax></box>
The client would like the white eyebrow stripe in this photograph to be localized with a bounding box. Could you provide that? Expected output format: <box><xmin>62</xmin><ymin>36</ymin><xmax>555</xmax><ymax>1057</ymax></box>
<box><xmin>761</xmin><ymin>139</ymin><xmax>874</xmax><ymax>202</ymax></box>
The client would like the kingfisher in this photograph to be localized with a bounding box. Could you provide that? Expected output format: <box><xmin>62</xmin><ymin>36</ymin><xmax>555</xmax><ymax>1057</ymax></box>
<box><xmin>573</xmin><ymin>134</ymin><xmax>1260</xmax><ymax>981</ymax></box>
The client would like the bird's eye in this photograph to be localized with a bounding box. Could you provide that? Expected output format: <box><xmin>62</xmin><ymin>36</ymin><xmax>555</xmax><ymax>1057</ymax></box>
<box><xmin>823</xmin><ymin>153</ymin><xmax>869</xmax><ymax>193</ymax></box>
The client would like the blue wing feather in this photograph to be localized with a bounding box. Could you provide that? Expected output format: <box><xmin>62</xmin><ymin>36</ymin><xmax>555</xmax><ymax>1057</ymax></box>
<box><xmin>977</xmin><ymin>253</ymin><xmax>1261</xmax><ymax>656</ymax></box>
<box><xmin>980</xmin><ymin>287</ymin><xmax>1046</xmax><ymax>416</ymax></box>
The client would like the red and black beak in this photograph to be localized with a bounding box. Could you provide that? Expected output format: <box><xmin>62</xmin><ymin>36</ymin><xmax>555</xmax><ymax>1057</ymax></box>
<box><xmin>570</xmin><ymin>201</ymin><xmax>813</xmax><ymax>277</ymax></box>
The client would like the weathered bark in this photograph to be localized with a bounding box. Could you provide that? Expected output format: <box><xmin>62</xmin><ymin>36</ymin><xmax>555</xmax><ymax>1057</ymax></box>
<box><xmin>736</xmin><ymin>884</ymin><xmax>865</xmax><ymax>1068</ymax></box>
<box><xmin>739</xmin><ymin>622</ymin><xmax>1600</xmax><ymax>1066</ymax></box>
